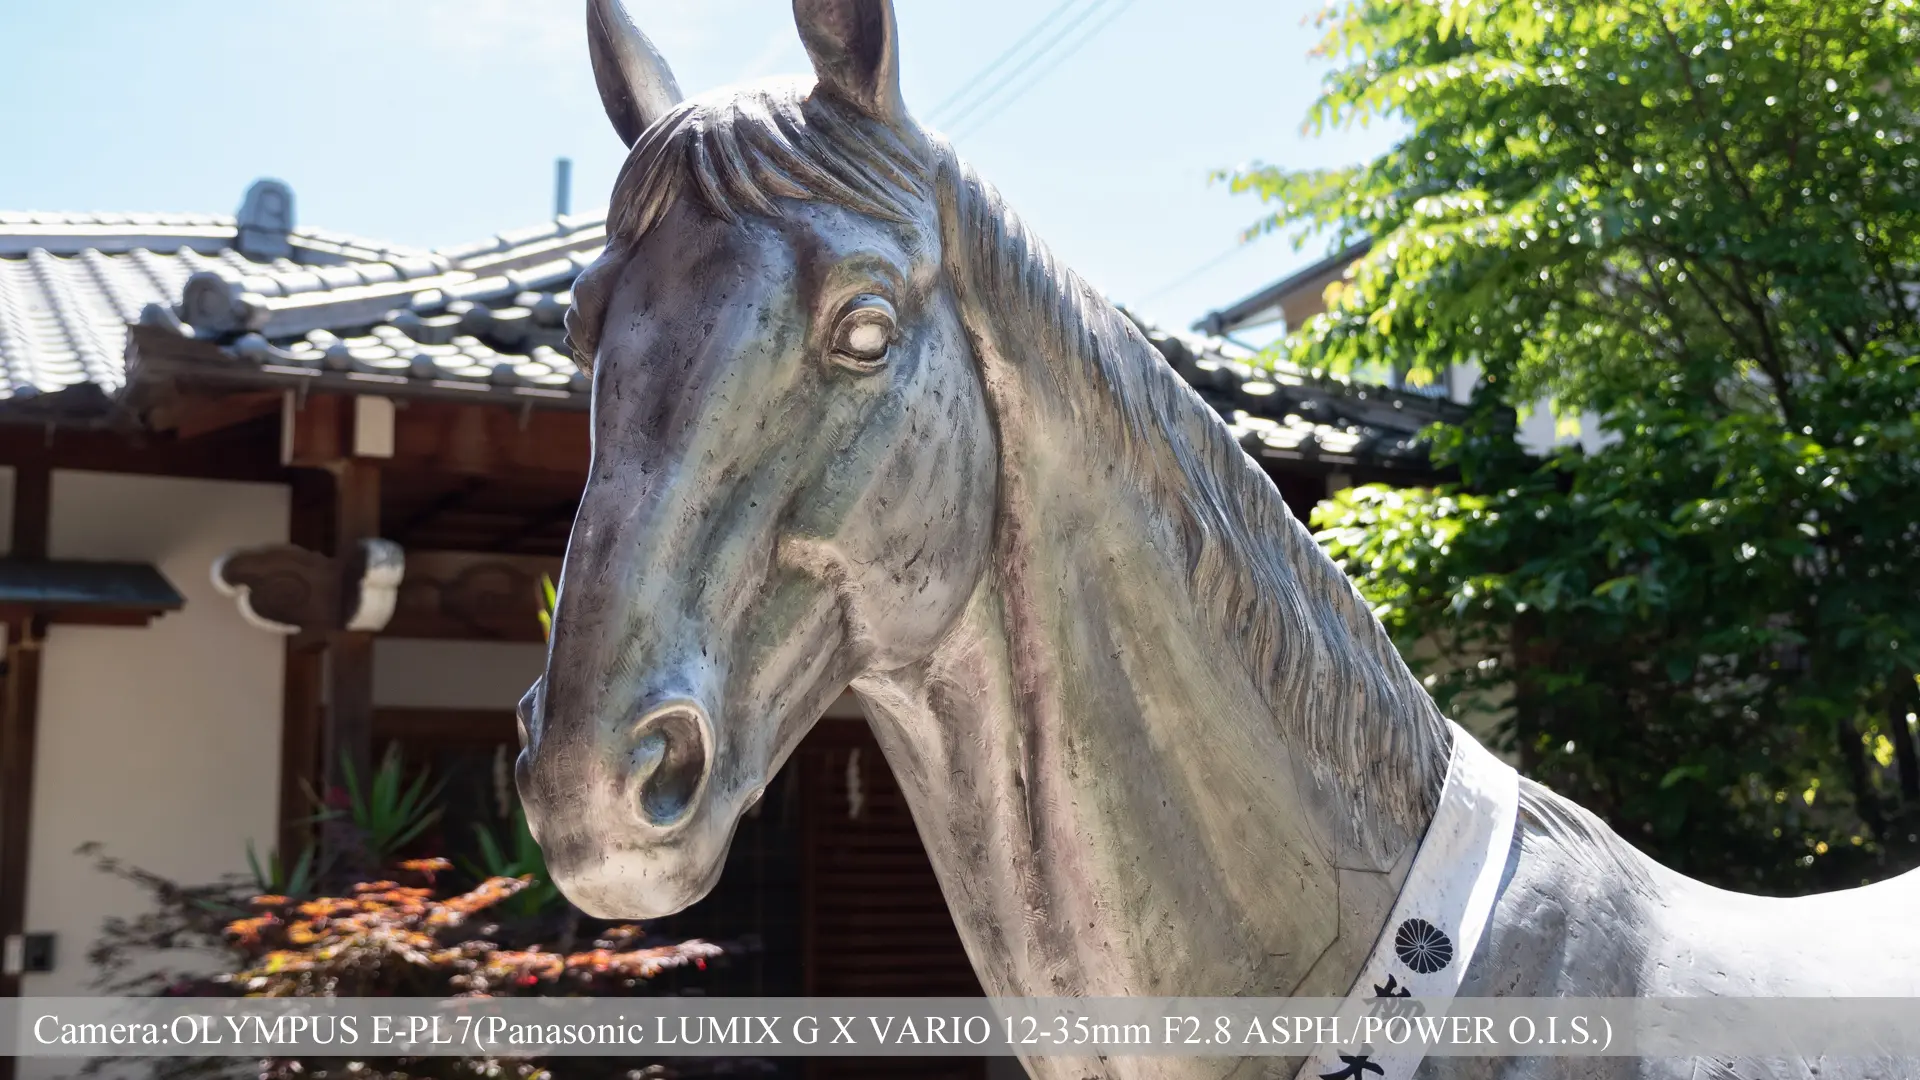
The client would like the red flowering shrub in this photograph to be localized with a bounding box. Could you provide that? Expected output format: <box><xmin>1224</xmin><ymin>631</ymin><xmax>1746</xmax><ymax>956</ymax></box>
<box><xmin>81</xmin><ymin>852</ymin><xmax>770</xmax><ymax>1080</ymax></box>
<box><xmin>213</xmin><ymin>861</ymin><xmax>719</xmax><ymax>999</ymax></box>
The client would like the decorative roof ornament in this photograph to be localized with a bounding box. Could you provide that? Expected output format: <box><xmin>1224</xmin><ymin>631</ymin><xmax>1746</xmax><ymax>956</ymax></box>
<box><xmin>235</xmin><ymin>178</ymin><xmax>295</xmax><ymax>261</ymax></box>
<box><xmin>179</xmin><ymin>272</ymin><xmax>269</xmax><ymax>336</ymax></box>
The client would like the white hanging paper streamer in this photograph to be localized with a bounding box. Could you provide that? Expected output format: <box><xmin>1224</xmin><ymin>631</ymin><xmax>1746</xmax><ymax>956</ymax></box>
<box><xmin>1295</xmin><ymin>720</ymin><xmax>1520</xmax><ymax>1080</ymax></box>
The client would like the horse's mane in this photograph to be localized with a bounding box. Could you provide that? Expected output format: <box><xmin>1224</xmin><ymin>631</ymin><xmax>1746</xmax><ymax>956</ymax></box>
<box><xmin>573</xmin><ymin>79</ymin><xmax>1626</xmax><ymax>866</ymax></box>
<box><xmin>932</xmin><ymin>148</ymin><xmax>1450</xmax><ymax>860</ymax></box>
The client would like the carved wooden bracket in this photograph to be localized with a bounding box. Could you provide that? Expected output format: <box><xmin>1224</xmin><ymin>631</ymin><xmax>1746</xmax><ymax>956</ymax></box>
<box><xmin>213</xmin><ymin>545</ymin><xmax>556</xmax><ymax>642</ymax></box>
<box><xmin>212</xmin><ymin>539</ymin><xmax>405</xmax><ymax>636</ymax></box>
<box><xmin>387</xmin><ymin>551</ymin><xmax>560</xmax><ymax>642</ymax></box>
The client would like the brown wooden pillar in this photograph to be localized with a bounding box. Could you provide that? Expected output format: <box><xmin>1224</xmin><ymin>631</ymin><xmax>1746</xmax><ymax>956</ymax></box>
<box><xmin>278</xmin><ymin>642</ymin><xmax>325</xmax><ymax>858</ymax></box>
<box><xmin>276</xmin><ymin>469</ymin><xmax>331</xmax><ymax>861</ymax></box>
<box><xmin>323</xmin><ymin>458</ymin><xmax>380</xmax><ymax>801</ymax></box>
<box><xmin>0</xmin><ymin>463</ymin><xmax>51</xmax><ymax>1013</ymax></box>
<box><xmin>277</xmin><ymin>393</ymin><xmax>390</xmax><ymax>874</ymax></box>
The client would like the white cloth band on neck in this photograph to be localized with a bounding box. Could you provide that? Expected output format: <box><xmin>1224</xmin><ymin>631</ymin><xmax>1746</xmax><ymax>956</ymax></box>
<box><xmin>1295</xmin><ymin>720</ymin><xmax>1520</xmax><ymax>1080</ymax></box>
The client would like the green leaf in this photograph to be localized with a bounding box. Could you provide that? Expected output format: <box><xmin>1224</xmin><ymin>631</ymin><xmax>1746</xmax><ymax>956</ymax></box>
<box><xmin>1660</xmin><ymin>765</ymin><xmax>1709</xmax><ymax>790</ymax></box>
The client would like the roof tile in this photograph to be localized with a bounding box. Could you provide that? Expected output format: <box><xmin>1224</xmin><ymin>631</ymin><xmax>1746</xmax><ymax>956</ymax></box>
<box><xmin>2</xmin><ymin>200</ymin><xmax>1455</xmax><ymax>464</ymax></box>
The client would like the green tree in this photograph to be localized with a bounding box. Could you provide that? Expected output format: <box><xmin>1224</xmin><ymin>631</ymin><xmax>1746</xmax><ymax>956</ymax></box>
<box><xmin>1229</xmin><ymin>0</ymin><xmax>1920</xmax><ymax>891</ymax></box>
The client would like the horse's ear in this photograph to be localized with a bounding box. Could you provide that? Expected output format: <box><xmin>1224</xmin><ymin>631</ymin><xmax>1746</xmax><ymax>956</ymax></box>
<box><xmin>587</xmin><ymin>0</ymin><xmax>684</xmax><ymax>148</ymax></box>
<box><xmin>793</xmin><ymin>0</ymin><xmax>909</xmax><ymax>126</ymax></box>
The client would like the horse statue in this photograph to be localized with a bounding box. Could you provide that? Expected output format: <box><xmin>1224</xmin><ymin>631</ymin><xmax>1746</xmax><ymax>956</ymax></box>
<box><xmin>513</xmin><ymin>1</ymin><xmax>1920</xmax><ymax>1076</ymax></box>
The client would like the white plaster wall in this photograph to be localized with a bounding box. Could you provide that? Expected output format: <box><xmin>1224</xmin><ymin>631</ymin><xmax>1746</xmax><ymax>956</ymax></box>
<box><xmin>21</xmin><ymin>471</ymin><xmax>288</xmax><ymax>997</ymax></box>
<box><xmin>372</xmin><ymin>638</ymin><xmax>546</xmax><ymax>711</ymax></box>
<box><xmin>1516</xmin><ymin>397</ymin><xmax>1617</xmax><ymax>457</ymax></box>
<box><xmin>1447</xmin><ymin>362</ymin><xmax>1619</xmax><ymax>456</ymax></box>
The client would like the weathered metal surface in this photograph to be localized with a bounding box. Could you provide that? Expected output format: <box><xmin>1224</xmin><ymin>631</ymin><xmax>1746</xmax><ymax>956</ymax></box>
<box><xmin>515</xmin><ymin>3</ymin><xmax>1920</xmax><ymax>1079</ymax></box>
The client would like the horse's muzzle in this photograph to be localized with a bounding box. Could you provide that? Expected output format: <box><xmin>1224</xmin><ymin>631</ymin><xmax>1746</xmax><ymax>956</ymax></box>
<box><xmin>514</xmin><ymin>691</ymin><xmax>726</xmax><ymax>919</ymax></box>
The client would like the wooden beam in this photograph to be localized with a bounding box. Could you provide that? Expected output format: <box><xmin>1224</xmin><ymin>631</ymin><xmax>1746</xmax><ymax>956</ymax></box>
<box><xmin>490</xmin><ymin>496</ymin><xmax>579</xmax><ymax>552</ymax></box>
<box><xmin>334</xmin><ymin>459</ymin><xmax>380</xmax><ymax>554</ymax></box>
<box><xmin>218</xmin><ymin>542</ymin><xmax>562</xmax><ymax>645</ymax></box>
<box><xmin>324</xmin><ymin>634</ymin><xmax>375</xmax><ymax>807</ymax></box>
<box><xmin>390</xmin><ymin>477</ymin><xmax>489</xmax><ymax>545</ymax></box>
<box><xmin>284</xmin><ymin>394</ymin><xmax>589</xmax><ymax>484</ymax></box>
<box><xmin>221</xmin><ymin>544</ymin><xmax>564</xmax><ymax>644</ymax></box>
<box><xmin>323</xmin><ymin>460</ymin><xmax>381</xmax><ymax>805</ymax></box>
<box><xmin>373</xmin><ymin>707</ymin><xmax>517</xmax><ymax>747</ymax></box>
<box><xmin>0</xmin><ymin>391</ymin><xmax>590</xmax><ymax>490</ymax></box>
<box><xmin>387</xmin><ymin>550</ymin><xmax>561</xmax><ymax>643</ymax></box>
<box><xmin>0</xmin><ymin>615</ymin><xmax>47</xmax><ymax>1005</ymax></box>
<box><xmin>278</xmin><ymin>469</ymin><xmax>332</xmax><ymax>859</ymax></box>
<box><xmin>279</xmin><ymin>642</ymin><xmax>325</xmax><ymax>862</ymax></box>
<box><xmin>0</xmin><ymin>463</ymin><xmax>48</xmax><ymax>1008</ymax></box>
<box><xmin>153</xmin><ymin>390</ymin><xmax>285</xmax><ymax>441</ymax></box>
<box><xmin>0</xmin><ymin>416</ymin><xmax>286</xmax><ymax>483</ymax></box>
<box><xmin>389</xmin><ymin>400</ymin><xmax>589</xmax><ymax>482</ymax></box>
<box><xmin>11</xmin><ymin>462</ymin><xmax>48</xmax><ymax>560</ymax></box>
<box><xmin>282</xmin><ymin>393</ymin><xmax>350</xmax><ymax>469</ymax></box>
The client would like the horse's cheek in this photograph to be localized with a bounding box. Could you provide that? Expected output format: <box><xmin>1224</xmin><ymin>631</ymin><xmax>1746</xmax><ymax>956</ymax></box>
<box><xmin>898</xmin><ymin>360</ymin><xmax>996</xmax><ymax>650</ymax></box>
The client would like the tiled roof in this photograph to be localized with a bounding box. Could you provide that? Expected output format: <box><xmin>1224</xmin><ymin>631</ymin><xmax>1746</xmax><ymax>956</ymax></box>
<box><xmin>1127</xmin><ymin>315</ymin><xmax>1462</xmax><ymax>472</ymax></box>
<box><xmin>0</xmin><ymin>210</ymin><xmax>432</xmax><ymax>262</ymax></box>
<box><xmin>0</xmin><ymin>185</ymin><xmax>602</xmax><ymax>418</ymax></box>
<box><xmin>147</xmin><ymin>212</ymin><xmax>603</xmax><ymax>400</ymax></box>
<box><xmin>0</xmin><ymin>179</ymin><xmax>1458</xmax><ymax>472</ymax></box>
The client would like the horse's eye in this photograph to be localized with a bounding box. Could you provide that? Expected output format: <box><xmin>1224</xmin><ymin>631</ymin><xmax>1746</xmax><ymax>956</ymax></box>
<box><xmin>828</xmin><ymin>299</ymin><xmax>895</xmax><ymax>374</ymax></box>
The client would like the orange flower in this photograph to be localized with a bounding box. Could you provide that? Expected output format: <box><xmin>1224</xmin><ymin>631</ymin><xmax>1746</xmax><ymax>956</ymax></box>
<box><xmin>425</xmin><ymin>877</ymin><xmax>530</xmax><ymax>927</ymax></box>
<box><xmin>205</xmin><ymin>872</ymin><xmax>725</xmax><ymax>1000</ymax></box>
<box><xmin>294</xmin><ymin>898</ymin><xmax>357</xmax><ymax>919</ymax></box>
<box><xmin>225</xmin><ymin>915</ymin><xmax>279</xmax><ymax>946</ymax></box>
<box><xmin>397</xmin><ymin>857</ymin><xmax>453</xmax><ymax>880</ymax></box>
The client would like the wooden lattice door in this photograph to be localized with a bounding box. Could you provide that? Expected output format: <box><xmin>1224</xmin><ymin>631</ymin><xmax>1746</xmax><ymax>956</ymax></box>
<box><xmin>798</xmin><ymin>717</ymin><xmax>988</xmax><ymax>1080</ymax></box>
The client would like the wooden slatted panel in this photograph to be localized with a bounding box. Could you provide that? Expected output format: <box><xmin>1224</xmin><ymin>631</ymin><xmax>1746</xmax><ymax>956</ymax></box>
<box><xmin>800</xmin><ymin>719</ymin><xmax>987</xmax><ymax>1080</ymax></box>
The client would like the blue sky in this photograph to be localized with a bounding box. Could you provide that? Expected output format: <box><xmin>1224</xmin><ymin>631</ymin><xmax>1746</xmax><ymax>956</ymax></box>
<box><xmin>0</xmin><ymin>0</ymin><xmax>1396</xmax><ymax>333</ymax></box>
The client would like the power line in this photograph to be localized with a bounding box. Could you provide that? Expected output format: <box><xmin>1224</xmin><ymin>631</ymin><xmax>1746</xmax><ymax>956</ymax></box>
<box><xmin>1133</xmin><ymin>237</ymin><xmax>1251</xmax><ymax>311</ymax></box>
<box><xmin>940</xmin><ymin>0</ymin><xmax>1117</xmax><ymax>136</ymax></box>
<box><xmin>946</xmin><ymin>0</ymin><xmax>1137</xmax><ymax>141</ymax></box>
<box><xmin>925</xmin><ymin>0</ymin><xmax>1089</xmax><ymax>128</ymax></box>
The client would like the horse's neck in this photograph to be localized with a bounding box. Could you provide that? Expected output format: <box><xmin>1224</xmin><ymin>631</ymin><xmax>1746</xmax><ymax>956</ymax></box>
<box><xmin>853</xmin><ymin>216</ymin><xmax>1443</xmax><ymax>996</ymax></box>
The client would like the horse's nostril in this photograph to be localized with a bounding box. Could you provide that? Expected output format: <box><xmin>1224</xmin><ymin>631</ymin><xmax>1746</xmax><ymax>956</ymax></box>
<box><xmin>626</xmin><ymin>702</ymin><xmax>710</xmax><ymax>828</ymax></box>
